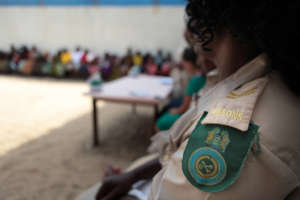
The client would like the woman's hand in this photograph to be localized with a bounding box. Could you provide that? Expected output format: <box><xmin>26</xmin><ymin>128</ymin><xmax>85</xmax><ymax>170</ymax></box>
<box><xmin>169</xmin><ymin>108</ymin><xmax>178</xmax><ymax>114</ymax></box>
<box><xmin>95</xmin><ymin>173</ymin><xmax>135</xmax><ymax>200</ymax></box>
<box><xmin>95</xmin><ymin>157</ymin><xmax>161</xmax><ymax>200</ymax></box>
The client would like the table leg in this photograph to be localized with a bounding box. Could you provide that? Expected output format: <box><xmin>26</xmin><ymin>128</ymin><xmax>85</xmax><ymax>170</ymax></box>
<box><xmin>92</xmin><ymin>98</ymin><xmax>100</xmax><ymax>146</ymax></box>
<box><xmin>154</xmin><ymin>104</ymin><xmax>159</xmax><ymax>119</ymax></box>
<box><xmin>153</xmin><ymin>104</ymin><xmax>159</xmax><ymax>134</ymax></box>
<box><xmin>132</xmin><ymin>103</ymin><xmax>137</xmax><ymax>115</ymax></box>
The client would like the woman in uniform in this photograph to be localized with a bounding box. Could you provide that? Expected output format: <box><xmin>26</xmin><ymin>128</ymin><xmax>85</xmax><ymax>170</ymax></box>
<box><xmin>92</xmin><ymin>1</ymin><xmax>300</xmax><ymax>200</ymax></box>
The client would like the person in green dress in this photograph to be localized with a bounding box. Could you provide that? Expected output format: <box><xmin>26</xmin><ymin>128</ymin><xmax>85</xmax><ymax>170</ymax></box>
<box><xmin>156</xmin><ymin>47</ymin><xmax>206</xmax><ymax>131</ymax></box>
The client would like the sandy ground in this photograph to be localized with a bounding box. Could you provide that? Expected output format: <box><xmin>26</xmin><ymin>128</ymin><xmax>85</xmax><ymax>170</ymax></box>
<box><xmin>0</xmin><ymin>75</ymin><xmax>153</xmax><ymax>200</ymax></box>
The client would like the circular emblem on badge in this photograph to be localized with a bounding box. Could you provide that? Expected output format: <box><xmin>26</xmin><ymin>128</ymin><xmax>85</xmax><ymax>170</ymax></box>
<box><xmin>188</xmin><ymin>147</ymin><xmax>227</xmax><ymax>186</ymax></box>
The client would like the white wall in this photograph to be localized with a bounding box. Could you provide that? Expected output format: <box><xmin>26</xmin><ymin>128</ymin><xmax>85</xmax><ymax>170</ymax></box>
<box><xmin>0</xmin><ymin>6</ymin><xmax>186</xmax><ymax>57</ymax></box>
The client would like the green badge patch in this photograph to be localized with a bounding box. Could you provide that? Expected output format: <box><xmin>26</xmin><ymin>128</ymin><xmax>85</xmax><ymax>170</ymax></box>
<box><xmin>182</xmin><ymin>112</ymin><xmax>259</xmax><ymax>193</ymax></box>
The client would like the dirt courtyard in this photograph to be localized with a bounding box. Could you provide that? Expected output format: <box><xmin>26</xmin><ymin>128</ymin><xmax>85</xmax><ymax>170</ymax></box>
<box><xmin>0</xmin><ymin>75</ymin><xmax>153</xmax><ymax>200</ymax></box>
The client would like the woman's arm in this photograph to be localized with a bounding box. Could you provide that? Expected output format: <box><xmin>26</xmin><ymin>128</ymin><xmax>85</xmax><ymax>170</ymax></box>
<box><xmin>170</xmin><ymin>96</ymin><xmax>192</xmax><ymax>114</ymax></box>
<box><xmin>96</xmin><ymin>158</ymin><xmax>161</xmax><ymax>200</ymax></box>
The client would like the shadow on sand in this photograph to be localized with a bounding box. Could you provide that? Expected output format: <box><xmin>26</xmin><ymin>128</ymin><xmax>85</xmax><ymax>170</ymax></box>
<box><xmin>0</xmin><ymin>103</ymin><xmax>154</xmax><ymax>200</ymax></box>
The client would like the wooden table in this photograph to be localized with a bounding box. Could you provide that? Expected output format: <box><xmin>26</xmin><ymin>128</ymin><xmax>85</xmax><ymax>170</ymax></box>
<box><xmin>85</xmin><ymin>75</ymin><xmax>173</xmax><ymax>147</ymax></box>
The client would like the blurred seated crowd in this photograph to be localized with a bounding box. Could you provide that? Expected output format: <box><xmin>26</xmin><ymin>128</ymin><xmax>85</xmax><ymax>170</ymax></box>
<box><xmin>0</xmin><ymin>45</ymin><xmax>176</xmax><ymax>80</ymax></box>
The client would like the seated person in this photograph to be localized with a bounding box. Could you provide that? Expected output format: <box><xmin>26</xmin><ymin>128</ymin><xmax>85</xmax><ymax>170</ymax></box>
<box><xmin>145</xmin><ymin>57</ymin><xmax>158</xmax><ymax>75</ymax></box>
<box><xmin>77</xmin><ymin>1</ymin><xmax>300</xmax><ymax>200</ymax></box>
<box><xmin>156</xmin><ymin>47</ymin><xmax>206</xmax><ymax>131</ymax></box>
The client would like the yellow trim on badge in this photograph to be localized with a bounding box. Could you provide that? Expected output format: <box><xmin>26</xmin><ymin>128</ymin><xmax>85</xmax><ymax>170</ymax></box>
<box><xmin>205</xmin><ymin>131</ymin><xmax>215</xmax><ymax>143</ymax></box>
<box><xmin>211</xmin><ymin>108</ymin><xmax>243</xmax><ymax>121</ymax></box>
<box><xmin>195</xmin><ymin>155</ymin><xmax>218</xmax><ymax>178</ymax></box>
<box><xmin>227</xmin><ymin>87</ymin><xmax>257</xmax><ymax>99</ymax></box>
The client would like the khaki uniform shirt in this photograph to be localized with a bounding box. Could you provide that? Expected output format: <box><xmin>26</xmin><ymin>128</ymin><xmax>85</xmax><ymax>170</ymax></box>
<box><xmin>148</xmin><ymin>54</ymin><xmax>300</xmax><ymax>200</ymax></box>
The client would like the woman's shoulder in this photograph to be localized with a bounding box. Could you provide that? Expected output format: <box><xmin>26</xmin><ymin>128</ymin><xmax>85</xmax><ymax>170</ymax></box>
<box><xmin>253</xmin><ymin>71</ymin><xmax>300</xmax><ymax>131</ymax></box>
<box><xmin>253</xmin><ymin>71</ymin><xmax>300</xmax><ymax>178</ymax></box>
<box><xmin>187</xmin><ymin>75</ymin><xmax>206</xmax><ymax>88</ymax></box>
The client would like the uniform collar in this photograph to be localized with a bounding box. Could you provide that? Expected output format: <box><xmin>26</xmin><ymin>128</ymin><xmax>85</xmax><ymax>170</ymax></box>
<box><xmin>169</xmin><ymin>54</ymin><xmax>270</xmax><ymax>142</ymax></box>
<box><xmin>200</xmin><ymin>54</ymin><xmax>270</xmax><ymax>131</ymax></box>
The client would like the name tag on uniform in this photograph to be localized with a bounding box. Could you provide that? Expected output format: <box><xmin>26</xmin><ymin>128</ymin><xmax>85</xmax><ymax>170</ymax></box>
<box><xmin>182</xmin><ymin>112</ymin><xmax>259</xmax><ymax>193</ymax></box>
